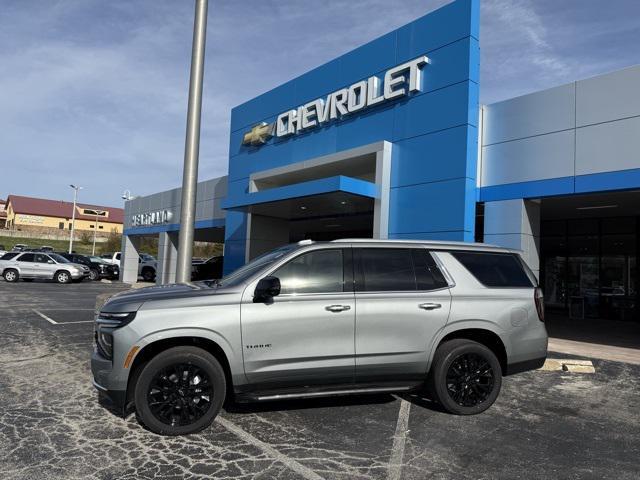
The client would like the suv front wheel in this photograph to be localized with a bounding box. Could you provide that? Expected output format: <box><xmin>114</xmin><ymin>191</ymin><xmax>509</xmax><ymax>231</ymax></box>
<box><xmin>428</xmin><ymin>339</ymin><xmax>502</xmax><ymax>415</ymax></box>
<box><xmin>134</xmin><ymin>346</ymin><xmax>226</xmax><ymax>435</ymax></box>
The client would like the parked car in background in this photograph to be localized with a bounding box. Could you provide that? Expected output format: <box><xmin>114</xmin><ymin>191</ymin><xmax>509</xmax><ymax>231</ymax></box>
<box><xmin>1</xmin><ymin>252</ymin><xmax>89</xmax><ymax>283</ymax></box>
<box><xmin>40</xmin><ymin>246</ymin><xmax>54</xmax><ymax>252</ymax></box>
<box><xmin>58</xmin><ymin>253</ymin><xmax>119</xmax><ymax>281</ymax></box>
<box><xmin>0</xmin><ymin>245</ymin><xmax>6</xmax><ymax>257</ymax></box>
<box><xmin>100</xmin><ymin>252</ymin><xmax>121</xmax><ymax>265</ymax></box>
<box><xmin>191</xmin><ymin>255</ymin><xmax>223</xmax><ymax>281</ymax></box>
<box><xmin>101</xmin><ymin>251</ymin><xmax>156</xmax><ymax>281</ymax></box>
<box><xmin>92</xmin><ymin>239</ymin><xmax>547</xmax><ymax>435</ymax></box>
<box><xmin>12</xmin><ymin>244</ymin><xmax>28</xmax><ymax>252</ymax></box>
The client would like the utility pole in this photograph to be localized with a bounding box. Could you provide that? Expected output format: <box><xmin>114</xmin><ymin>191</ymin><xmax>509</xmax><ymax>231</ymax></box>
<box><xmin>92</xmin><ymin>210</ymin><xmax>105</xmax><ymax>255</ymax></box>
<box><xmin>68</xmin><ymin>184</ymin><xmax>82</xmax><ymax>254</ymax></box>
<box><xmin>176</xmin><ymin>0</ymin><xmax>208</xmax><ymax>283</ymax></box>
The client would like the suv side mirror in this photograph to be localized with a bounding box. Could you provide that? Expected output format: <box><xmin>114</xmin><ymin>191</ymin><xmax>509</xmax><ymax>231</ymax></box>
<box><xmin>254</xmin><ymin>276</ymin><xmax>281</xmax><ymax>302</ymax></box>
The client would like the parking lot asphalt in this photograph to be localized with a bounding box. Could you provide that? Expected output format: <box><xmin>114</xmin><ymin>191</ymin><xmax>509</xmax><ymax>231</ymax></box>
<box><xmin>1</xmin><ymin>280</ymin><xmax>639</xmax><ymax>480</ymax></box>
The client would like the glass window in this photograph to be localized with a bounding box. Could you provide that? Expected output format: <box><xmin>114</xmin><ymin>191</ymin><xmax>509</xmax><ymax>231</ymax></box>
<box><xmin>220</xmin><ymin>244</ymin><xmax>297</xmax><ymax>287</ymax></box>
<box><xmin>49</xmin><ymin>254</ymin><xmax>70</xmax><ymax>263</ymax></box>
<box><xmin>357</xmin><ymin>248</ymin><xmax>416</xmax><ymax>292</ymax></box>
<box><xmin>34</xmin><ymin>254</ymin><xmax>49</xmax><ymax>263</ymax></box>
<box><xmin>17</xmin><ymin>253</ymin><xmax>35</xmax><ymax>263</ymax></box>
<box><xmin>452</xmin><ymin>251</ymin><xmax>533</xmax><ymax>288</ymax></box>
<box><xmin>1</xmin><ymin>252</ymin><xmax>19</xmax><ymax>260</ymax></box>
<box><xmin>58</xmin><ymin>222</ymin><xmax>64</xmax><ymax>229</ymax></box>
<box><xmin>274</xmin><ymin>249</ymin><xmax>344</xmax><ymax>295</ymax></box>
<box><xmin>412</xmin><ymin>249</ymin><xmax>448</xmax><ymax>290</ymax></box>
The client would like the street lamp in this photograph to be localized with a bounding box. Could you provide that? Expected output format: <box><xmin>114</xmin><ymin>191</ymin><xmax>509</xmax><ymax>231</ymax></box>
<box><xmin>68</xmin><ymin>184</ymin><xmax>82</xmax><ymax>254</ymax></box>
<box><xmin>91</xmin><ymin>209</ymin><xmax>106</xmax><ymax>255</ymax></box>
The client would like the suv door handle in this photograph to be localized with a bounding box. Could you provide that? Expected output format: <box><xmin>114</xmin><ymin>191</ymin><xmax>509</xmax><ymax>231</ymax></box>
<box><xmin>325</xmin><ymin>305</ymin><xmax>351</xmax><ymax>313</ymax></box>
<box><xmin>419</xmin><ymin>303</ymin><xmax>442</xmax><ymax>310</ymax></box>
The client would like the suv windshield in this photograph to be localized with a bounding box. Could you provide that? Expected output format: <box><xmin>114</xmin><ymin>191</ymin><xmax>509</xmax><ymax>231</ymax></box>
<box><xmin>49</xmin><ymin>253</ymin><xmax>70</xmax><ymax>264</ymax></box>
<box><xmin>218</xmin><ymin>244</ymin><xmax>298</xmax><ymax>287</ymax></box>
<box><xmin>88</xmin><ymin>256</ymin><xmax>106</xmax><ymax>263</ymax></box>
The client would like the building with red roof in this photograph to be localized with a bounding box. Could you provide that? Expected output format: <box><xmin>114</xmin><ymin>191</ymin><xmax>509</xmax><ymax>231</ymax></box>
<box><xmin>4</xmin><ymin>195</ymin><xmax>123</xmax><ymax>236</ymax></box>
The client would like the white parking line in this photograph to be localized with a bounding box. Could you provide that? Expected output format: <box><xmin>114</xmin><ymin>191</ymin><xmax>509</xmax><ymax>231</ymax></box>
<box><xmin>216</xmin><ymin>416</ymin><xmax>325</xmax><ymax>480</ymax></box>
<box><xmin>31</xmin><ymin>309</ymin><xmax>94</xmax><ymax>325</ymax></box>
<box><xmin>32</xmin><ymin>309</ymin><xmax>57</xmax><ymax>324</ymax></box>
<box><xmin>387</xmin><ymin>399</ymin><xmax>411</xmax><ymax>480</ymax></box>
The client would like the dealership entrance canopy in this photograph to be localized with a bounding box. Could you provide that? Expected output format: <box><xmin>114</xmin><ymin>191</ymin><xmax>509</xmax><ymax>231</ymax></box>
<box><xmin>122</xmin><ymin>0</ymin><xmax>639</xmax><ymax>322</ymax></box>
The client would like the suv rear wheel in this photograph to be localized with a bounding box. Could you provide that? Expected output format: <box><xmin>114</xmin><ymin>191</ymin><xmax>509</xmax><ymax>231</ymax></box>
<box><xmin>428</xmin><ymin>339</ymin><xmax>502</xmax><ymax>415</ymax></box>
<box><xmin>141</xmin><ymin>267</ymin><xmax>155</xmax><ymax>282</ymax></box>
<box><xmin>89</xmin><ymin>269</ymin><xmax>99</xmax><ymax>281</ymax></box>
<box><xmin>55</xmin><ymin>270</ymin><xmax>72</xmax><ymax>284</ymax></box>
<box><xmin>134</xmin><ymin>346</ymin><xmax>226</xmax><ymax>435</ymax></box>
<box><xmin>3</xmin><ymin>269</ymin><xmax>19</xmax><ymax>282</ymax></box>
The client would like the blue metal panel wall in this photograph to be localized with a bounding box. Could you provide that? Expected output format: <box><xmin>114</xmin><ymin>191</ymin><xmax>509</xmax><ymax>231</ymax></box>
<box><xmin>224</xmin><ymin>0</ymin><xmax>480</xmax><ymax>272</ymax></box>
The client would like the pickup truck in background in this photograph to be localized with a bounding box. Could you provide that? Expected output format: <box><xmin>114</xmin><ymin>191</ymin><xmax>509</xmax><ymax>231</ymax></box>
<box><xmin>100</xmin><ymin>252</ymin><xmax>157</xmax><ymax>282</ymax></box>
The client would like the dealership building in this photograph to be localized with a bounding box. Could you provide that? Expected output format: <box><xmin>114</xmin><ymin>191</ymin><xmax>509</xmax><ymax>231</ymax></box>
<box><xmin>122</xmin><ymin>0</ymin><xmax>639</xmax><ymax>322</ymax></box>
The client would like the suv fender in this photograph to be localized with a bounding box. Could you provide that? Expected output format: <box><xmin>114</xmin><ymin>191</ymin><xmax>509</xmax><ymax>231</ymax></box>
<box><xmin>425</xmin><ymin>320</ymin><xmax>508</xmax><ymax>374</ymax></box>
<box><xmin>127</xmin><ymin>327</ymin><xmax>245</xmax><ymax>385</ymax></box>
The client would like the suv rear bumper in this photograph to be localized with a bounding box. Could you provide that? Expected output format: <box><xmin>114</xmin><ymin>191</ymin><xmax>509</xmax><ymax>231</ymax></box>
<box><xmin>505</xmin><ymin>356</ymin><xmax>546</xmax><ymax>375</ymax></box>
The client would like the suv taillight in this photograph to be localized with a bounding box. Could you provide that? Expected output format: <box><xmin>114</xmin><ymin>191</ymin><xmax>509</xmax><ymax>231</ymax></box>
<box><xmin>534</xmin><ymin>287</ymin><xmax>545</xmax><ymax>322</ymax></box>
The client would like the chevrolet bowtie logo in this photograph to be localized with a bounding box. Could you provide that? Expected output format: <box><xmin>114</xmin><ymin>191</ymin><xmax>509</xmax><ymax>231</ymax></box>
<box><xmin>242</xmin><ymin>122</ymin><xmax>274</xmax><ymax>146</ymax></box>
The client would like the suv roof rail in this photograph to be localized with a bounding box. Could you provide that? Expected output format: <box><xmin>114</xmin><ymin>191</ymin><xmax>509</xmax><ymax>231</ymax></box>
<box><xmin>330</xmin><ymin>238</ymin><xmax>521</xmax><ymax>252</ymax></box>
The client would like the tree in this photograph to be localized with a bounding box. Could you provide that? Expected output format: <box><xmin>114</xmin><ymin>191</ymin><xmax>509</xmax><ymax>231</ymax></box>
<box><xmin>101</xmin><ymin>228</ymin><xmax>122</xmax><ymax>254</ymax></box>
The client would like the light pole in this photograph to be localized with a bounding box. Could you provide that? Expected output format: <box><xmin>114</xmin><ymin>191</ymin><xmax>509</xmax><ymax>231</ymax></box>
<box><xmin>91</xmin><ymin>210</ymin><xmax>105</xmax><ymax>255</ymax></box>
<box><xmin>176</xmin><ymin>0</ymin><xmax>208</xmax><ymax>283</ymax></box>
<box><xmin>68</xmin><ymin>184</ymin><xmax>82</xmax><ymax>254</ymax></box>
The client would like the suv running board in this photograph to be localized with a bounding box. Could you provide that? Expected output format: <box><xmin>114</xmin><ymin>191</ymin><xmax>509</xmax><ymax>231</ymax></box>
<box><xmin>242</xmin><ymin>384</ymin><xmax>416</xmax><ymax>402</ymax></box>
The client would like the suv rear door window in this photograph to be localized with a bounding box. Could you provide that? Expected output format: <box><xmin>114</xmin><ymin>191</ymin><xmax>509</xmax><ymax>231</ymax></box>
<box><xmin>356</xmin><ymin>248</ymin><xmax>416</xmax><ymax>292</ymax></box>
<box><xmin>451</xmin><ymin>251</ymin><xmax>533</xmax><ymax>287</ymax></box>
<box><xmin>274</xmin><ymin>249</ymin><xmax>344</xmax><ymax>295</ymax></box>
<box><xmin>1</xmin><ymin>252</ymin><xmax>19</xmax><ymax>260</ymax></box>
<box><xmin>17</xmin><ymin>253</ymin><xmax>35</xmax><ymax>263</ymax></box>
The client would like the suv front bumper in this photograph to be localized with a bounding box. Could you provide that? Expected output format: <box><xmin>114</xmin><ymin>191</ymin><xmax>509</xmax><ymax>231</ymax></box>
<box><xmin>91</xmin><ymin>349</ymin><xmax>127</xmax><ymax>415</ymax></box>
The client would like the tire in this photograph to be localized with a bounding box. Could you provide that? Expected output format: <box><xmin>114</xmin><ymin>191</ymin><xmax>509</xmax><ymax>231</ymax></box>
<box><xmin>134</xmin><ymin>346</ymin><xmax>226</xmax><ymax>435</ymax></box>
<box><xmin>141</xmin><ymin>267</ymin><xmax>155</xmax><ymax>282</ymax></box>
<box><xmin>3</xmin><ymin>269</ymin><xmax>19</xmax><ymax>282</ymax></box>
<box><xmin>55</xmin><ymin>270</ymin><xmax>72</xmax><ymax>284</ymax></box>
<box><xmin>428</xmin><ymin>339</ymin><xmax>502</xmax><ymax>415</ymax></box>
<box><xmin>89</xmin><ymin>269</ymin><xmax>99</xmax><ymax>281</ymax></box>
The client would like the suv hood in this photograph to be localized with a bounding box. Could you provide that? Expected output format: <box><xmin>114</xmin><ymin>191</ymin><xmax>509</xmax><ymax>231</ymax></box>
<box><xmin>101</xmin><ymin>282</ymin><xmax>224</xmax><ymax>313</ymax></box>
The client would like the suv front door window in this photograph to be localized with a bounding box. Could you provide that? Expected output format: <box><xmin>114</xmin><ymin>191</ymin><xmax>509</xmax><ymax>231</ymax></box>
<box><xmin>240</xmin><ymin>248</ymin><xmax>355</xmax><ymax>388</ymax></box>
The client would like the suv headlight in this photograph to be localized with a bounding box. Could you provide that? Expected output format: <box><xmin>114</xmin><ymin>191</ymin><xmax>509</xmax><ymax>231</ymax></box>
<box><xmin>95</xmin><ymin>312</ymin><xmax>136</xmax><ymax>360</ymax></box>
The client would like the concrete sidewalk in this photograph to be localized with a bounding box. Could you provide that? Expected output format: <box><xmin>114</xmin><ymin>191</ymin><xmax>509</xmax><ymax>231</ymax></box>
<box><xmin>549</xmin><ymin>337</ymin><xmax>640</xmax><ymax>365</ymax></box>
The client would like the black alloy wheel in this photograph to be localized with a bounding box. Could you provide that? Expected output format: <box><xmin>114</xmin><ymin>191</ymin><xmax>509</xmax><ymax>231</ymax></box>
<box><xmin>147</xmin><ymin>363</ymin><xmax>214</xmax><ymax>427</ymax></box>
<box><xmin>445</xmin><ymin>352</ymin><xmax>494</xmax><ymax>407</ymax></box>
<box><xmin>427</xmin><ymin>339</ymin><xmax>502</xmax><ymax>415</ymax></box>
<box><xmin>134</xmin><ymin>346</ymin><xmax>226</xmax><ymax>435</ymax></box>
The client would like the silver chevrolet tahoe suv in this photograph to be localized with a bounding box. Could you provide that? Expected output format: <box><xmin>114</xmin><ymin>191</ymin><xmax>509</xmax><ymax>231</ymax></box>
<box><xmin>91</xmin><ymin>239</ymin><xmax>547</xmax><ymax>435</ymax></box>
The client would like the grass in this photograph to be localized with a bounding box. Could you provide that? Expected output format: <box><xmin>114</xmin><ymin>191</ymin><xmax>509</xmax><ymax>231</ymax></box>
<box><xmin>0</xmin><ymin>235</ymin><xmax>105</xmax><ymax>255</ymax></box>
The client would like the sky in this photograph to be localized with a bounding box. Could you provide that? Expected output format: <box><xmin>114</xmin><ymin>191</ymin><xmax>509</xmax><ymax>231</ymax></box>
<box><xmin>1</xmin><ymin>0</ymin><xmax>639</xmax><ymax>207</ymax></box>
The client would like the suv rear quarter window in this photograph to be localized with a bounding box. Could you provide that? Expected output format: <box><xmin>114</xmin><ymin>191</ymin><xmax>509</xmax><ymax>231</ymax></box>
<box><xmin>451</xmin><ymin>251</ymin><xmax>533</xmax><ymax>288</ymax></box>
